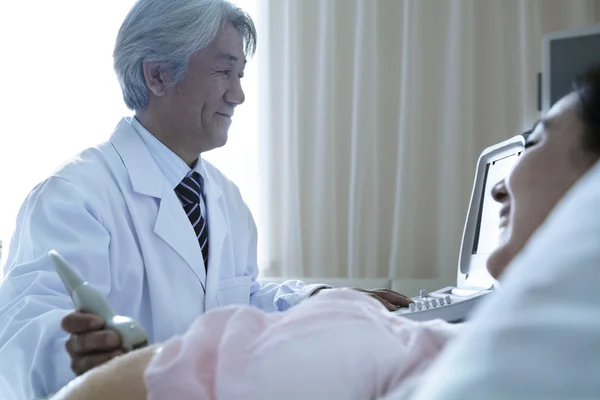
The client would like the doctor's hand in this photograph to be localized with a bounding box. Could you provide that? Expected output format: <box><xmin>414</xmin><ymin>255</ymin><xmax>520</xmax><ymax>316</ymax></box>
<box><xmin>62</xmin><ymin>311</ymin><xmax>125</xmax><ymax>376</ymax></box>
<box><xmin>312</xmin><ymin>288</ymin><xmax>413</xmax><ymax>311</ymax></box>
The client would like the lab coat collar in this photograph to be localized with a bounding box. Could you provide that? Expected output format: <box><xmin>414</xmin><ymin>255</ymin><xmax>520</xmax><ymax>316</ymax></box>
<box><xmin>110</xmin><ymin>117</ymin><xmax>164</xmax><ymax>199</ymax></box>
<box><xmin>114</xmin><ymin>116</ymin><xmax>223</xmax><ymax>200</ymax></box>
<box><xmin>195</xmin><ymin>158</ymin><xmax>223</xmax><ymax>200</ymax></box>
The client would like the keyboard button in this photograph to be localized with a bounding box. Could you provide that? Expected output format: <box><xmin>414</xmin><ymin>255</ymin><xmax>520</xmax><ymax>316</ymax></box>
<box><xmin>424</xmin><ymin>300</ymin><xmax>430</xmax><ymax>309</ymax></box>
<box><xmin>409</xmin><ymin>303</ymin><xmax>415</xmax><ymax>312</ymax></box>
<box><xmin>420</xmin><ymin>289</ymin><xmax>429</xmax><ymax>298</ymax></box>
<box><xmin>431</xmin><ymin>299</ymin><xmax>438</xmax><ymax>307</ymax></box>
<box><xmin>438</xmin><ymin>297</ymin><xmax>445</xmax><ymax>306</ymax></box>
<box><xmin>445</xmin><ymin>296</ymin><xmax>452</xmax><ymax>304</ymax></box>
<box><xmin>417</xmin><ymin>302</ymin><xmax>423</xmax><ymax>310</ymax></box>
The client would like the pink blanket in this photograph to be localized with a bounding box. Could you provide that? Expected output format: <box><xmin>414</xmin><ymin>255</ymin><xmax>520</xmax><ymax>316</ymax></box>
<box><xmin>144</xmin><ymin>289</ymin><xmax>460</xmax><ymax>400</ymax></box>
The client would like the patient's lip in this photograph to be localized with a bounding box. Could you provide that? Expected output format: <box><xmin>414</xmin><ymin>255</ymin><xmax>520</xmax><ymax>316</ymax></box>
<box><xmin>499</xmin><ymin>205</ymin><xmax>510</xmax><ymax>228</ymax></box>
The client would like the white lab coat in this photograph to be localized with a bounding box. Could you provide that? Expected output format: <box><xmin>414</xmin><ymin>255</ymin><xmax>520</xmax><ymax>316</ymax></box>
<box><xmin>0</xmin><ymin>118</ymin><xmax>324</xmax><ymax>399</ymax></box>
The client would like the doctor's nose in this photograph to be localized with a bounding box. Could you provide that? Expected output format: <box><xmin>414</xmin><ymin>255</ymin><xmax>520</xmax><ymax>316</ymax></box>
<box><xmin>224</xmin><ymin>77</ymin><xmax>245</xmax><ymax>105</ymax></box>
<box><xmin>491</xmin><ymin>179</ymin><xmax>509</xmax><ymax>204</ymax></box>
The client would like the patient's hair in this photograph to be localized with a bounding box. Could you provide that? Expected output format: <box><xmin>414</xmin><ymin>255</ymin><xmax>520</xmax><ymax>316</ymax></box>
<box><xmin>573</xmin><ymin>65</ymin><xmax>600</xmax><ymax>155</ymax></box>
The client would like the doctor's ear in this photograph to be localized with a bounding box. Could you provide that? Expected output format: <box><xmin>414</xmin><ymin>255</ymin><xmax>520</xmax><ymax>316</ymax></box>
<box><xmin>142</xmin><ymin>62</ymin><xmax>171</xmax><ymax>97</ymax></box>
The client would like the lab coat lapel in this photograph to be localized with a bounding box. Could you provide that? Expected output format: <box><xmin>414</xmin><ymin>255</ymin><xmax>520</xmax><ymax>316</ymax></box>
<box><xmin>153</xmin><ymin>182</ymin><xmax>207</xmax><ymax>287</ymax></box>
<box><xmin>110</xmin><ymin>118</ymin><xmax>207</xmax><ymax>287</ymax></box>
<box><xmin>203</xmin><ymin>167</ymin><xmax>227</xmax><ymax>302</ymax></box>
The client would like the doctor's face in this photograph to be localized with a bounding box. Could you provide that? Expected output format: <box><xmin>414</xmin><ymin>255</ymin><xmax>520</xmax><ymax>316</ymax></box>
<box><xmin>162</xmin><ymin>22</ymin><xmax>246</xmax><ymax>153</ymax></box>
<box><xmin>487</xmin><ymin>92</ymin><xmax>599</xmax><ymax>279</ymax></box>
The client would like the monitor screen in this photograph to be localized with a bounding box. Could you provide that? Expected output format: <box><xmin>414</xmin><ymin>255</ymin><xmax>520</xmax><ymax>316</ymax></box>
<box><xmin>472</xmin><ymin>152</ymin><xmax>522</xmax><ymax>256</ymax></box>
<box><xmin>545</xmin><ymin>30</ymin><xmax>600</xmax><ymax>110</ymax></box>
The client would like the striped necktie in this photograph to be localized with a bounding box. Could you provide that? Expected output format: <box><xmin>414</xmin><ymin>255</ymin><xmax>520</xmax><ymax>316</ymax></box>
<box><xmin>175</xmin><ymin>172</ymin><xmax>209</xmax><ymax>269</ymax></box>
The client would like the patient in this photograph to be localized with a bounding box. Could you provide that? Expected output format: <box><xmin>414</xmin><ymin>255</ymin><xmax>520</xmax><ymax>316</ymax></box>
<box><xmin>52</xmin><ymin>66</ymin><xmax>600</xmax><ymax>400</ymax></box>
<box><xmin>405</xmin><ymin>72</ymin><xmax>600</xmax><ymax>400</ymax></box>
<box><xmin>487</xmin><ymin>73</ymin><xmax>600</xmax><ymax>279</ymax></box>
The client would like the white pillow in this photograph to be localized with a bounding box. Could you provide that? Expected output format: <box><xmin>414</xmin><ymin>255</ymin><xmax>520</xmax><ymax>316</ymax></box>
<box><xmin>407</xmin><ymin>160</ymin><xmax>600</xmax><ymax>400</ymax></box>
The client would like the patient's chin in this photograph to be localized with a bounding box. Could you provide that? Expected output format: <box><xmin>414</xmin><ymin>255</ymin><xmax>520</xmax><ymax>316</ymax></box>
<box><xmin>487</xmin><ymin>244</ymin><xmax>515</xmax><ymax>279</ymax></box>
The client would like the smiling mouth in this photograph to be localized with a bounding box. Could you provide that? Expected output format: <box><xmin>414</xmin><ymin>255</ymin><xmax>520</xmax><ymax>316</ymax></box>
<box><xmin>216</xmin><ymin>112</ymin><xmax>232</xmax><ymax>118</ymax></box>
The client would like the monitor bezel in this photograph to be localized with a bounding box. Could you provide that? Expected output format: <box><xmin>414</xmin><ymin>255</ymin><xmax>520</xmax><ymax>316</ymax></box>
<box><xmin>542</xmin><ymin>23</ymin><xmax>600</xmax><ymax>113</ymax></box>
<box><xmin>457</xmin><ymin>134</ymin><xmax>526</xmax><ymax>290</ymax></box>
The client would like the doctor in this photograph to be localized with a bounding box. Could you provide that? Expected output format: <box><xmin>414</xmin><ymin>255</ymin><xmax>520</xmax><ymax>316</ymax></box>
<box><xmin>0</xmin><ymin>0</ymin><xmax>411</xmax><ymax>398</ymax></box>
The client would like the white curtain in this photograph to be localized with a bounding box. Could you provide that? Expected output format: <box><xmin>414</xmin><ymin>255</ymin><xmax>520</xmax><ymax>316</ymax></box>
<box><xmin>257</xmin><ymin>0</ymin><xmax>600</xmax><ymax>281</ymax></box>
<box><xmin>0</xmin><ymin>0</ymin><xmax>260</xmax><ymax>270</ymax></box>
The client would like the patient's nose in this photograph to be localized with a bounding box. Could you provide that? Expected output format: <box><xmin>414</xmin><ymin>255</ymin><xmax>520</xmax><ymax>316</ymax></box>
<box><xmin>491</xmin><ymin>179</ymin><xmax>509</xmax><ymax>203</ymax></box>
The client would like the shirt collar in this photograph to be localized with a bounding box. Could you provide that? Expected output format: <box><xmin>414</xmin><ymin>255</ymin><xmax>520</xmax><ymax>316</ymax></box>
<box><xmin>129</xmin><ymin>116</ymin><xmax>204</xmax><ymax>189</ymax></box>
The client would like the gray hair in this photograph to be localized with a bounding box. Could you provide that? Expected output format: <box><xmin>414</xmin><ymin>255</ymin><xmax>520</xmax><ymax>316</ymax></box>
<box><xmin>113</xmin><ymin>0</ymin><xmax>256</xmax><ymax>111</ymax></box>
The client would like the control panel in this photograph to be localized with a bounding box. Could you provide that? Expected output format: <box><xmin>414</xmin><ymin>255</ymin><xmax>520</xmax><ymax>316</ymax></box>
<box><xmin>394</xmin><ymin>286</ymin><xmax>492</xmax><ymax>323</ymax></box>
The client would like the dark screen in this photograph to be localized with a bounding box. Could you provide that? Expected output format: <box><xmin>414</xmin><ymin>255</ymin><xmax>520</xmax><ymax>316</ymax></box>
<box><xmin>550</xmin><ymin>34</ymin><xmax>600</xmax><ymax>106</ymax></box>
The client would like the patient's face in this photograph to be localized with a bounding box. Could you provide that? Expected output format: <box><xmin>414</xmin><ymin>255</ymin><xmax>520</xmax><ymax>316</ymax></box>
<box><xmin>487</xmin><ymin>92</ymin><xmax>599</xmax><ymax>278</ymax></box>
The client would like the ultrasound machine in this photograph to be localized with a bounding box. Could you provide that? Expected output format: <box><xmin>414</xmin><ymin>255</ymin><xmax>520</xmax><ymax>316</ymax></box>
<box><xmin>394</xmin><ymin>133</ymin><xmax>528</xmax><ymax>323</ymax></box>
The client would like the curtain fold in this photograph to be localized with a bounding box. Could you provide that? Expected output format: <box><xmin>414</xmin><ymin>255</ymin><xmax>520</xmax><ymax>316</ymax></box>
<box><xmin>258</xmin><ymin>0</ymin><xmax>600</xmax><ymax>280</ymax></box>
